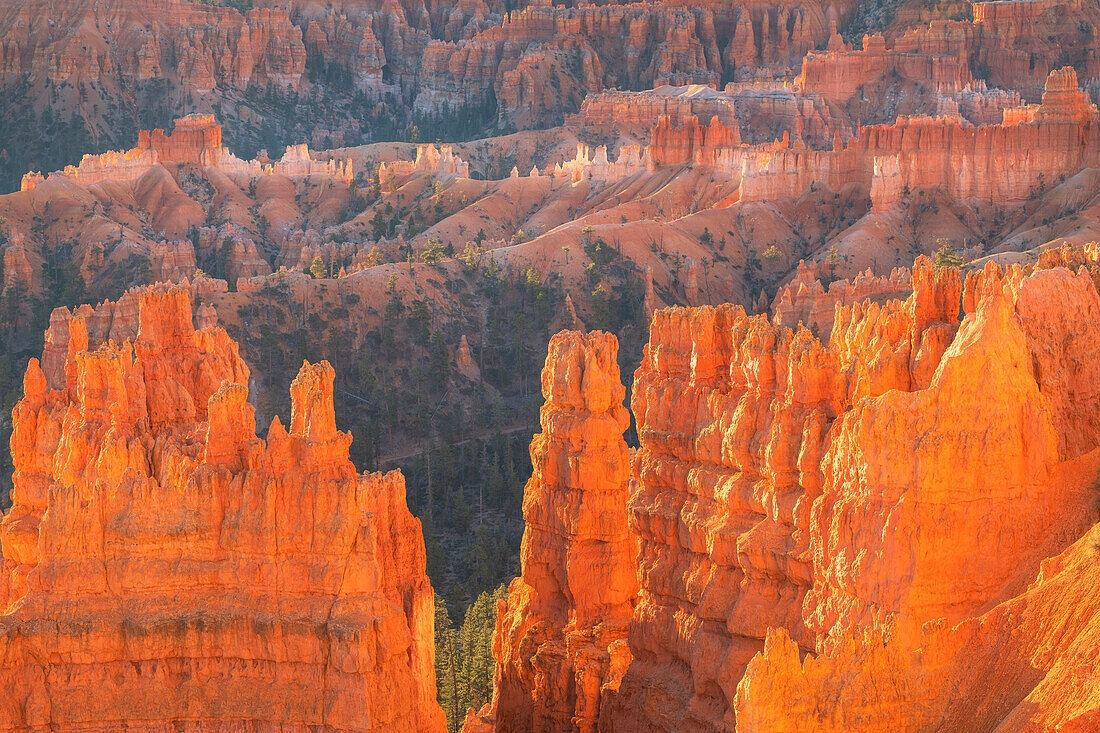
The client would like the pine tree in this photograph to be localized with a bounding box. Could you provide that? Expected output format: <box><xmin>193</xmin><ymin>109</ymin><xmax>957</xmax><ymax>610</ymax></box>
<box><xmin>434</xmin><ymin>596</ymin><xmax>462</xmax><ymax>732</ymax></box>
<box><xmin>933</xmin><ymin>238</ymin><xmax>965</xmax><ymax>270</ymax></box>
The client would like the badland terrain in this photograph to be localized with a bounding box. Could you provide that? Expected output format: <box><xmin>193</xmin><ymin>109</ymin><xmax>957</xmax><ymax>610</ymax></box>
<box><xmin>0</xmin><ymin>0</ymin><xmax>1099</xmax><ymax>729</ymax></box>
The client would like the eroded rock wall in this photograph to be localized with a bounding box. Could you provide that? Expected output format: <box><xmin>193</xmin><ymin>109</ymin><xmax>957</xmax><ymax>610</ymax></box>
<box><xmin>0</xmin><ymin>284</ymin><xmax>446</xmax><ymax>732</ymax></box>
<box><xmin>476</xmin><ymin>251</ymin><xmax>1100</xmax><ymax>731</ymax></box>
<box><xmin>735</xmin><ymin>262</ymin><xmax>1100</xmax><ymax>732</ymax></box>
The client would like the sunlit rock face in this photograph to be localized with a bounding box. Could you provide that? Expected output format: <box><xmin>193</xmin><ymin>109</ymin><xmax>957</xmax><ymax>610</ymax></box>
<box><xmin>468</xmin><ymin>330</ymin><xmax>638</xmax><ymax>733</ymax></box>
<box><xmin>0</xmin><ymin>284</ymin><xmax>446</xmax><ymax>732</ymax></box>
<box><xmin>608</xmin><ymin>257</ymin><xmax>1100</xmax><ymax>730</ymax></box>
<box><xmin>735</xmin><ymin>260</ymin><xmax>1100</xmax><ymax>733</ymax></box>
<box><xmin>472</xmin><ymin>251</ymin><xmax>1100</xmax><ymax>732</ymax></box>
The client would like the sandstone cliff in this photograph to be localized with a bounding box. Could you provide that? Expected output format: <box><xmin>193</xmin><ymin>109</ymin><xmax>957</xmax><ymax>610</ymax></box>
<box><xmin>0</xmin><ymin>284</ymin><xmax>446</xmax><ymax>731</ymax></box>
<box><xmin>471</xmin><ymin>330</ymin><xmax>637</xmax><ymax>732</ymax></box>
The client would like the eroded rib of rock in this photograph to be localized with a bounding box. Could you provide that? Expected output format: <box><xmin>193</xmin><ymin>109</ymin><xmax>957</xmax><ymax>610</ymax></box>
<box><xmin>606</xmin><ymin>257</ymin><xmax>1100</xmax><ymax>730</ymax></box>
<box><xmin>0</xmin><ymin>284</ymin><xmax>446</xmax><ymax>732</ymax></box>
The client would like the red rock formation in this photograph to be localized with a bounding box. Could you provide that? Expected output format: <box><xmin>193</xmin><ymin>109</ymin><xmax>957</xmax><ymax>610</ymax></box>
<box><xmin>649</xmin><ymin>113</ymin><xmax>742</xmax><ymax>167</ymax></box>
<box><xmin>20</xmin><ymin>116</ymin><xmax>353</xmax><ymax>190</ymax></box>
<box><xmin>739</xmin><ymin>68</ymin><xmax>1099</xmax><ymax>206</ymax></box>
<box><xmin>415</xmin><ymin>3</ymin><xmax>733</xmax><ymax>127</ymax></box>
<box><xmin>735</xmin><ymin>262</ymin><xmax>1100</xmax><ymax>731</ymax></box>
<box><xmin>1</xmin><ymin>238</ymin><xmax>36</xmax><ymax>291</ymax></box>
<box><xmin>572</xmin><ymin>85</ymin><xmax>737</xmax><ymax>132</ymax></box>
<box><xmin>0</xmin><ymin>285</ymin><xmax>446</xmax><ymax>731</ymax></box>
<box><xmin>0</xmin><ymin>0</ymin><xmax>305</xmax><ymax>90</ymax></box>
<box><xmin>455</xmin><ymin>334</ymin><xmax>480</xmax><ymax>381</ymax></box>
<box><xmin>138</xmin><ymin>114</ymin><xmax>224</xmax><ymax>166</ymax></box>
<box><xmin>464</xmin><ymin>252</ymin><xmax>1100</xmax><ymax>730</ymax></box>
<box><xmin>473</xmin><ymin>330</ymin><xmax>637</xmax><ymax>732</ymax></box>
<box><xmin>722</xmin><ymin>80</ymin><xmax>847</xmax><ymax>147</ymax></box>
<box><xmin>303</xmin><ymin>14</ymin><xmax>388</xmax><ymax>93</ymax></box>
<box><xmin>147</xmin><ymin>239</ymin><xmax>198</xmax><ymax>283</ymax></box>
<box><xmin>797</xmin><ymin>31</ymin><xmax>970</xmax><ymax>102</ymax></box>
<box><xmin>771</xmin><ymin>259</ymin><xmax>912</xmax><ymax>337</ymax></box>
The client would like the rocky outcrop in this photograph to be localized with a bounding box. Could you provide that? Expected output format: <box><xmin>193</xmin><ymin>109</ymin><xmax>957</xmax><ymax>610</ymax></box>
<box><xmin>502</xmin><ymin>68</ymin><xmax>1097</xmax><ymax>210</ymax></box>
<box><xmin>771</xmin><ymin>259</ymin><xmax>912</xmax><ymax>337</ymax></box>
<box><xmin>383</xmin><ymin>144</ymin><xmax>470</xmax><ymax>179</ymax></box>
<box><xmin>721</xmin><ymin>80</ymin><xmax>845</xmax><ymax>148</ymax></box>
<box><xmin>572</xmin><ymin>85</ymin><xmax>737</xmax><ymax>131</ymax></box>
<box><xmin>740</xmin><ymin>67</ymin><xmax>1099</xmax><ymax>206</ymax></box>
<box><xmin>21</xmin><ymin>116</ymin><xmax>353</xmax><ymax>191</ymax></box>
<box><xmin>734</xmin><ymin>261</ymin><xmax>1100</xmax><ymax>731</ymax></box>
<box><xmin>138</xmin><ymin>113</ymin><xmax>225</xmax><ymax>165</ymax></box>
<box><xmin>0</xmin><ymin>285</ymin><xmax>446</xmax><ymax>731</ymax></box>
<box><xmin>797</xmin><ymin>32</ymin><xmax>970</xmax><ymax>103</ymax></box>
<box><xmin>546</xmin><ymin>144</ymin><xmax>648</xmax><ymax>183</ymax></box>
<box><xmin>648</xmin><ymin>113</ymin><xmax>742</xmax><ymax>167</ymax></box>
<box><xmin>473</xmin><ymin>251</ymin><xmax>1100</xmax><ymax>730</ymax></box>
<box><xmin>472</xmin><ymin>330</ymin><xmax>637</xmax><ymax>732</ymax></box>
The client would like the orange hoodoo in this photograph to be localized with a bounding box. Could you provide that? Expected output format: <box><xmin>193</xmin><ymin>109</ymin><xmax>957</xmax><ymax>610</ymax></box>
<box><xmin>0</xmin><ymin>284</ymin><xmax>446</xmax><ymax>732</ymax></box>
<box><xmin>470</xmin><ymin>330</ymin><xmax>638</xmax><ymax>732</ymax></box>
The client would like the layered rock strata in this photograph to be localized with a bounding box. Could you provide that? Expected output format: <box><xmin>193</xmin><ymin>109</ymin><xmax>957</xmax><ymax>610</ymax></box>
<box><xmin>472</xmin><ymin>330</ymin><xmax>638</xmax><ymax>732</ymax></box>
<box><xmin>494</xmin><ymin>68</ymin><xmax>1097</xmax><ymax>208</ymax></box>
<box><xmin>0</xmin><ymin>285</ymin><xmax>446</xmax><ymax>732</ymax></box>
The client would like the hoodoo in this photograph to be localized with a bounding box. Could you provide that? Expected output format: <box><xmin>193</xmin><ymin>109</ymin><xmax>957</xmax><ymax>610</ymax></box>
<box><xmin>0</xmin><ymin>285</ymin><xmax>446</xmax><ymax>732</ymax></box>
<box><xmin>469</xmin><ymin>331</ymin><xmax>638</xmax><ymax>732</ymax></box>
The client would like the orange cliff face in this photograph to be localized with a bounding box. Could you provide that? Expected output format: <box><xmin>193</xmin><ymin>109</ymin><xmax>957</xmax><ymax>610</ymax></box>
<box><xmin>0</xmin><ymin>285</ymin><xmax>446</xmax><ymax>732</ymax></box>
<box><xmin>735</xmin><ymin>261</ymin><xmax>1100</xmax><ymax>731</ymax></box>
<box><xmin>137</xmin><ymin>113</ymin><xmax>224</xmax><ymax>165</ymax></box>
<box><xmin>468</xmin><ymin>331</ymin><xmax>638</xmax><ymax>733</ymax></box>
<box><xmin>607</xmin><ymin>258</ymin><xmax>1100</xmax><ymax>729</ymax></box>
<box><xmin>471</xmin><ymin>251</ymin><xmax>1100</xmax><ymax>731</ymax></box>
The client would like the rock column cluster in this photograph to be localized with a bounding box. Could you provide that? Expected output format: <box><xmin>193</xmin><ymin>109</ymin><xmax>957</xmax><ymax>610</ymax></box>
<box><xmin>0</xmin><ymin>285</ymin><xmax>446</xmax><ymax>732</ymax></box>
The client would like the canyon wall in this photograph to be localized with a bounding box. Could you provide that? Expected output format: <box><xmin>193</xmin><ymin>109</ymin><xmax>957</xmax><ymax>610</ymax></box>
<box><xmin>637</xmin><ymin>68</ymin><xmax>1097</xmax><ymax>207</ymax></box>
<box><xmin>0</xmin><ymin>0</ymin><xmax>854</xmax><ymax>139</ymax></box>
<box><xmin>0</xmin><ymin>0</ymin><xmax>306</xmax><ymax>90</ymax></box>
<box><xmin>535</xmin><ymin>67</ymin><xmax>1096</xmax><ymax>205</ymax></box>
<box><xmin>472</xmin><ymin>251</ymin><xmax>1100</xmax><ymax>730</ymax></box>
<box><xmin>797</xmin><ymin>31</ymin><xmax>970</xmax><ymax>103</ymax></box>
<box><xmin>0</xmin><ymin>284</ymin><xmax>446</xmax><ymax>731</ymax></box>
<box><xmin>735</xmin><ymin>259</ymin><xmax>1100</xmax><ymax>731</ymax></box>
